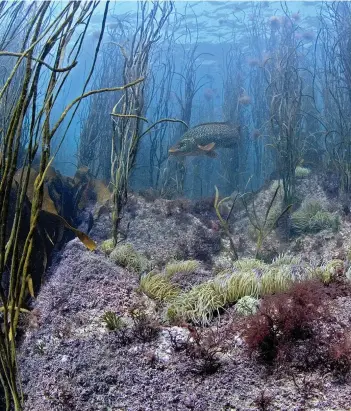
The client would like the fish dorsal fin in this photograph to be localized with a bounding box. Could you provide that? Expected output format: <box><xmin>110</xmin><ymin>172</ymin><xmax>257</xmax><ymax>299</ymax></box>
<box><xmin>193</xmin><ymin>121</ymin><xmax>230</xmax><ymax>129</ymax></box>
<box><xmin>198</xmin><ymin>142</ymin><xmax>215</xmax><ymax>151</ymax></box>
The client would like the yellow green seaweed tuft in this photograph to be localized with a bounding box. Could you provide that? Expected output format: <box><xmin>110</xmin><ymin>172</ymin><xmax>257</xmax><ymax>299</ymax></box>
<box><xmin>291</xmin><ymin>200</ymin><xmax>340</xmax><ymax>234</ymax></box>
<box><xmin>312</xmin><ymin>259</ymin><xmax>344</xmax><ymax>284</ymax></box>
<box><xmin>101</xmin><ymin>311</ymin><xmax>126</xmax><ymax>331</ymax></box>
<box><xmin>213</xmin><ymin>270</ymin><xmax>260</xmax><ymax>303</ymax></box>
<box><xmin>235</xmin><ymin>296</ymin><xmax>259</xmax><ymax>316</ymax></box>
<box><xmin>110</xmin><ymin>243</ymin><xmax>149</xmax><ymax>274</ymax></box>
<box><xmin>166</xmin><ymin>255</ymin><xmax>340</xmax><ymax>325</ymax></box>
<box><xmin>167</xmin><ymin>281</ymin><xmax>226</xmax><ymax>325</ymax></box>
<box><xmin>100</xmin><ymin>238</ymin><xmax>115</xmax><ymax>255</ymax></box>
<box><xmin>165</xmin><ymin>260</ymin><xmax>200</xmax><ymax>277</ymax></box>
<box><xmin>259</xmin><ymin>266</ymin><xmax>293</xmax><ymax>295</ymax></box>
<box><xmin>140</xmin><ymin>272</ymin><xmax>180</xmax><ymax>302</ymax></box>
<box><xmin>295</xmin><ymin>166</ymin><xmax>311</xmax><ymax>178</ymax></box>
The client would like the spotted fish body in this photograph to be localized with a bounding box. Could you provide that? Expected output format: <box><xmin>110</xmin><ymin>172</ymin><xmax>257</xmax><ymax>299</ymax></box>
<box><xmin>169</xmin><ymin>122</ymin><xmax>240</xmax><ymax>158</ymax></box>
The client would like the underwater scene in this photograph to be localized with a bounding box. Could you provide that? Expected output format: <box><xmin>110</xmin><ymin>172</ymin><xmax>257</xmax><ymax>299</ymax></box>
<box><xmin>2</xmin><ymin>0</ymin><xmax>351</xmax><ymax>409</ymax></box>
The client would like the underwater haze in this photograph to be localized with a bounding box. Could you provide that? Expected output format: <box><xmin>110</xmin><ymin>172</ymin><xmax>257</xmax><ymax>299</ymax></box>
<box><xmin>3</xmin><ymin>1</ymin><xmax>351</xmax><ymax>410</ymax></box>
<box><xmin>52</xmin><ymin>0</ymin><xmax>322</xmax><ymax>198</ymax></box>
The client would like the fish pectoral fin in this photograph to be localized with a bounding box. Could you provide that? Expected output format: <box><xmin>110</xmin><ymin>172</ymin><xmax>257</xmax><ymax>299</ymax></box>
<box><xmin>168</xmin><ymin>147</ymin><xmax>178</xmax><ymax>153</ymax></box>
<box><xmin>168</xmin><ymin>146</ymin><xmax>181</xmax><ymax>155</ymax></box>
<box><xmin>206</xmin><ymin>150</ymin><xmax>217</xmax><ymax>158</ymax></box>
<box><xmin>197</xmin><ymin>142</ymin><xmax>215</xmax><ymax>151</ymax></box>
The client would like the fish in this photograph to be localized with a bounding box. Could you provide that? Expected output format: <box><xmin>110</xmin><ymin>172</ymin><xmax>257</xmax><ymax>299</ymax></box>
<box><xmin>168</xmin><ymin>122</ymin><xmax>240</xmax><ymax>158</ymax></box>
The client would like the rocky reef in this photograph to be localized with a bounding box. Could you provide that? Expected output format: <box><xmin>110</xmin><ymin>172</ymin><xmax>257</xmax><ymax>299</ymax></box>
<box><xmin>18</xmin><ymin>172</ymin><xmax>351</xmax><ymax>410</ymax></box>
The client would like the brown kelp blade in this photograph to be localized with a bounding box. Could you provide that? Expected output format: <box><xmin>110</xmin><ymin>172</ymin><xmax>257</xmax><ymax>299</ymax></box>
<box><xmin>14</xmin><ymin>167</ymin><xmax>57</xmax><ymax>214</ymax></box>
<box><xmin>14</xmin><ymin>168</ymin><xmax>96</xmax><ymax>251</ymax></box>
<box><xmin>71</xmin><ymin>227</ymin><xmax>96</xmax><ymax>251</ymax></box>
<box><xmin>53</xmin><ymin>213</ymin><xmax>96</xmax><ymax>251</ymax></box>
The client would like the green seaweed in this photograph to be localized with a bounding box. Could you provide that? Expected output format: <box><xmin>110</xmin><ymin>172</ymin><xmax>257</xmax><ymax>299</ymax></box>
<box><xmin>165</xmin><ymin>260</ymin><xmax>199</xmax><ymax>277</ymax></box>
<box><xmin>140</xmin><ymin>272</ymin><xmax>180</xmax><ymax>302</ymax></box>
<box><xmin>295</xmin><ymin>166</ymin><xmax>311</xmax><ymax>178</ymax></box>
<box><xmin>101</xmin><ymin>238</ymin><xmax>115</xmax><ymax>255</ymax></box>
<box><xmin>109</xmin><ymin>243</ymin><xmax>149</xmax><ymax>274</ymax></box>
<box><xmin>235</xmin><ymin>296</ymin><xmax>260</xmax><ymax>316</ymax></box>
<box><xmin>102</xmin><ymin>311</ymin><xmax>126</xmax><ymax>331</ymax></box>
<box><xmin>166</xmin><ymin>255</ymin><xmax>336</xmax><ymax>325</ymax></box>
<box><xmin>291</xmin><ymin>200</ymin><xmax>340</xmax><ymax>234</ymax></box>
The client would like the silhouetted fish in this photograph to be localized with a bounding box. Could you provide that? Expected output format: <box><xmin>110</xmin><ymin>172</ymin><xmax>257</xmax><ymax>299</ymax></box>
<box><xmin>169</xmin><ymin>122</ymin><xmax>240</xmax><ymax>158</ymax></box>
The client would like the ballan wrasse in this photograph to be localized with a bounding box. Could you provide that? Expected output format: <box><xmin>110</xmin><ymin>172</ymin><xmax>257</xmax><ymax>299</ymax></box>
<box><xmin>168</xmin><ymin>122</ymin><xmax>240</xmax><ymax>158</ymax></box>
